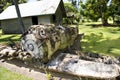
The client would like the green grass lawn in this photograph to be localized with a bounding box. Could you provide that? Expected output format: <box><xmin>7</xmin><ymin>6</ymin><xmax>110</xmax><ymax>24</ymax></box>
<box><xmin>0</xmin><ymin>29</ymin><xmax>21</xmax><ymax>44</ymax></box>
<box><xmin>1</xmin><ymin>23</ymin><xmax>120</xmax><ymax>57</ymax></box>
<box><xmin>0</xmin><ymin>22</ymin><xmax>120</xmax><ymax>79</ymax></box>
<box><xmin>79</xmin><ymin>22</ymin><xmax>120</xmax><ymax>57</ymax></box>
<box><xmin>0</xmin><ymin>66</ymin><xmax>33</xmax><ymax>80</ymax></box>
<box><xmin>0</xmin><ymin>30</ymin><xmax>31</xmax><ymax>80</ymax></box>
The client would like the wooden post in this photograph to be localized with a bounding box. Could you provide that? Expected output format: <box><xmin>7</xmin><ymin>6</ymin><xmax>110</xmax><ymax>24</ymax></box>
<box><xmin>13</xmin><ymin>0</ymin><xmax>25</xmax><ymax>34</ymax></box>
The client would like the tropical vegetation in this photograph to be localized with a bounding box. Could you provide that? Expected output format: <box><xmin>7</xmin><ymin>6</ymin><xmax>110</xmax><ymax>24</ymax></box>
<box><xmin>0</xmin><ymin>0</ymin><xmax>27</xmax><ymax>13</ymax></box>
<box><xmin>64</xmin><ymin>0</ymin><xmax>120</xmax><ymax>26</ymax></box>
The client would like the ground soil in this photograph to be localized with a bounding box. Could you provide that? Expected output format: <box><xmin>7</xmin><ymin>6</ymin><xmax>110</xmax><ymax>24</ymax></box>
<box><xmin>0</xmin><ymin>58</ymin><xmax>78</xmax><ymax>80</ymax></box>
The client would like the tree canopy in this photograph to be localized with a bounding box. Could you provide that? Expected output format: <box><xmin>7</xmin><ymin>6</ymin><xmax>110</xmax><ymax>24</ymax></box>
<box><xmin>109</xmin><ymin>0</ymin><xmax>120</xmax><ymax>23</ymax></box>
<box><xmin>1</xmin><ymin>0</ymin><xmax>120</xmax><ymax>26</ymax></box>
<box><xmin>80</xmin><ymin>0</ymin><xmax>120</xmax><ymax>25</ymax></box>
<box><xmin>0</xmin><ymin>0</ymin><xmax>27</xmax><ymax>13</ymax></box>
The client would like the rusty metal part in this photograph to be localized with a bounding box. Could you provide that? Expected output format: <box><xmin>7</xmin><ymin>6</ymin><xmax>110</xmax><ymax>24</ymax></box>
<box><xmin>0</xmin><ymin>44</ymin><xmax>120</xmax><ymax>80</ymax></box>
<box><xmin>21</xmin><ymin>24</ymin><xmax>79</xmax><ymax>62</ymax></box>
<box><xmin>48</xmin><ymin>53</ymin><xmax>120</xmax><ymax>79</ymax></box>
<box><xmin>0</xmin><ymin>24</ymin><xmax>120</xmax><ymax>80</ymax></box>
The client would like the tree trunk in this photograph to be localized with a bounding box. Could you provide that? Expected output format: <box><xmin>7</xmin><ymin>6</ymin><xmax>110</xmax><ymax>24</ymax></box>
<box><xmin>100</xmin><ymin>8</ymin><xmax>108</xmax><ymax>26</ymax></box>
<box><xmin>98</xmin><ymin>0</ymin><xmax>108</xmax><ymax>26</ymax></box>
<box><xmin>101</xmin><ymin>17</ymin><xmax>108</xmax><ymax>26</ymax></box>
<box><xmin>112</xmin><ymin>15</ymin><xmax>115</xmax><ymax>24</ymax></box>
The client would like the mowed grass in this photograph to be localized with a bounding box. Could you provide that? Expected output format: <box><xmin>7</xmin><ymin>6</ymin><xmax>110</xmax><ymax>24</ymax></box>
<box><xmin>0</xmin><ymin>66</ymin><xmax>33</xmax><ymax>80</ymax></box>
<box><xmin>79</xmin><ymin>22</ymin><xmax>120</xmax><ymax>57</ymax></box>
<box><xmin>0</xmin><ymin>29</ymin><xmax>21</xmax><ymax>44</ymax></box>
<box><xmin>0</xmin><ymin>22</ymin><xmax>120</xmax><ymax>79</ymax></box>
<box><xmin>0</xmin><ymin>30</ymin><xmax>33</xmax><ymax>80</ymax></box>
<box><xmin>1</xmin><ymin>23</ymin><xmax>120</xmax><ymax>57</ymax></box>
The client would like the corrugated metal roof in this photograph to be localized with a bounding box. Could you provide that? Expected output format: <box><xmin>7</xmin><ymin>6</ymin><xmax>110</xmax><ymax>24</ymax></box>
<box><xmin>0</xmin><ymin>0</ymin><xmax>61</xmax><ymax>20</ymax></box>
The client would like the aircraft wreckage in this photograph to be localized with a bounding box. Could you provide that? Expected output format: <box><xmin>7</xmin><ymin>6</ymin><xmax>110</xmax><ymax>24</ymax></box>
<box><xmin>0</xmin><ymin>0</ymin><xmax>120</xmax><ymax>79</ymax></box>
<box><xmin>0</xmin><ymin>24</ymin><xmax>120</xmax><ymax>80</ymax></box>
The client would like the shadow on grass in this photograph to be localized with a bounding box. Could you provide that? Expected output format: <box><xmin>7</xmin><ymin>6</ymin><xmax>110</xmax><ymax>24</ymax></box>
<box><xmin>85</xmin><ymin>23</ymin><xmax>120</xmax><ymax>28</ymax></box>
<box><xmin>0</xmin><ymin>34</ymin><xmax>21</xmax><ymax>44</ymax></box>
<box><xmin>81</xmin><ymin>33</ymin><xmax>120</xmax><ymax>57</ymax></box>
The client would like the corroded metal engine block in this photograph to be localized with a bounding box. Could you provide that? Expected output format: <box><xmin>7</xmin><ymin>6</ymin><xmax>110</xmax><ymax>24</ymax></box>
<box><xmin>21</xmin><ymin>24</ymin><xmax>78</xmax><ymax>62</ymax></box>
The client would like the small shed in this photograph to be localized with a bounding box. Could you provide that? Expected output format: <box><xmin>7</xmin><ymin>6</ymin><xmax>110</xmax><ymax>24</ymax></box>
<box><xmin>0</xmin><ymin>0</ymin><xmax>66</xmax><ymax>34</ymax></box>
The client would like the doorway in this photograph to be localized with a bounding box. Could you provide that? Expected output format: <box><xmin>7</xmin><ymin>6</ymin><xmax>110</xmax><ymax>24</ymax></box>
<box><xmin>32</xmin><ymin>16</ymin><xmax>38</xmax><ymax>25</ymax></box>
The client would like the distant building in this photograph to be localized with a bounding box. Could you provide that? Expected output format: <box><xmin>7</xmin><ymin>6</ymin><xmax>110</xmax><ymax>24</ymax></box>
<box><xmin>0</xmin><ymin>0</ymin><xmax>66</xmax><ymax>34</ymax></box>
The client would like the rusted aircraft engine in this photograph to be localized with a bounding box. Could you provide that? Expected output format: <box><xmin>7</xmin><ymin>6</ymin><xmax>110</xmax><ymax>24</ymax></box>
<box><xmin>21</xmin><ymin>24</ymin><xmax>78</xmax><ymax>62</ymax></box>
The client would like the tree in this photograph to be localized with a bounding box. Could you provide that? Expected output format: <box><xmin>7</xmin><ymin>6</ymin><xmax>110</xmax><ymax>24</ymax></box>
<box><xmin>64</xmin><ymin>0</ymin><xmax>81</xmax><ymax>24</ymax></box>
<box><xmin>80</xmin><ymin>0</ymin><xmax>100</xmax><ymax>22</ymax></box>
<box><xmin>64</xmin><ymin>3</ymin><xmax>78</xmax><ymax>13</ymax></box>
<box><xmin>68</xmin><ymin>0</ymin><xmax>80</xmax><ymax>10</ymax></box>
<box><xmin>98</xmin><ymin>0</ymin><xmax>110</xmax><ymax>26</ymax></box>
<box><xmin>109</xmin><ymin>0</ymin><xmax>120</xmax><ymax>24</ymax></box>
<box><xmin>64</xmin><ymin>2</ymin><xmax>80</xmax><ymax>24</ymax></box>
<box><xmin>0</xmin><ymin>0</ymin><xmax>26</xmax><ymax>13</ymax></box>
<box><xmin>80</xmin><ymin>0</ymin><xmax>110</xmax><ymax>26</ymax></box>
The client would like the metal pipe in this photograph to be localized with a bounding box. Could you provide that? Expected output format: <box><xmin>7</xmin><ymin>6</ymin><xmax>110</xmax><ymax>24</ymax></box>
<box><xmin>13</xmin><ymin>0</ymin><xmax>25</xmax><ymax>34</ymax></box>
